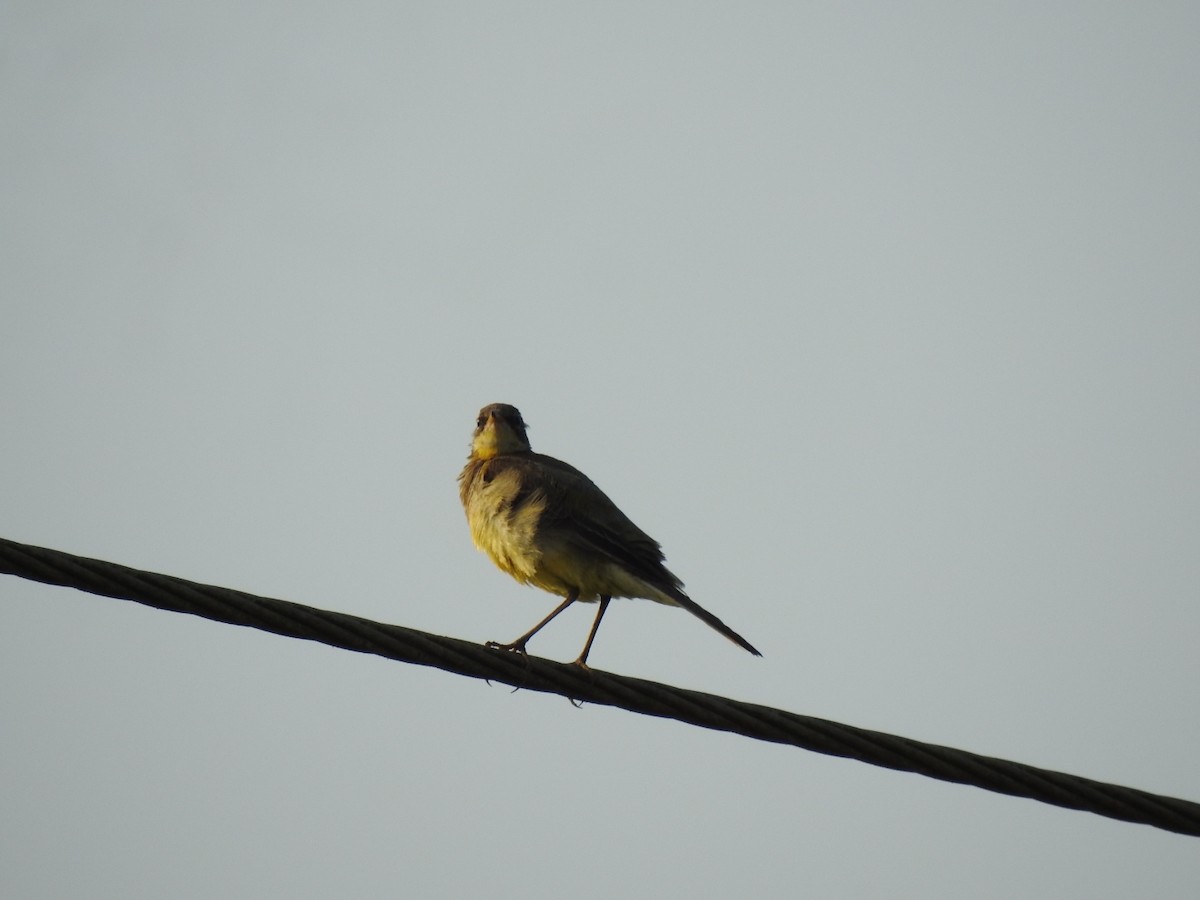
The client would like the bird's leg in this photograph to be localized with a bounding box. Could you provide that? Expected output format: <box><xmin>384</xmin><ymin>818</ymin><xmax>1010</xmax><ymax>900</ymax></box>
<box><xmin>487</xmin><ymin>591</ymin><xmax>579</xmax><ymax>655</ymax></box>
<box><xmin>572</xmin><ymin>596</ymin><xmax>611</xmax><ymax>669</ymax></box>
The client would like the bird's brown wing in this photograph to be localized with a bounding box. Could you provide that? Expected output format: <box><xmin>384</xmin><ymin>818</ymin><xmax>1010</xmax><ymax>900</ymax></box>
<box><xmin>520</xmin><ymin>452</ymin><xmax>684</xmax><ymax>593</ymax></box>
<box><xmin>485</xmin><ymin>453</ymin><xmax>762</xmax><ymax>657</ymax></box>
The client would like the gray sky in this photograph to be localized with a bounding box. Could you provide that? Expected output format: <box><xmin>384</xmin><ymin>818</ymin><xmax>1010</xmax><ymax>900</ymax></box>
<box><xmin>3</xmin><ymin>3</ymin><xmax>1199</xmax><ymax>897</ymax></box>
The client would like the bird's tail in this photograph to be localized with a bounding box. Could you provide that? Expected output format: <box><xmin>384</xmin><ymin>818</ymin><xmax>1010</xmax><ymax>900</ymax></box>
<box><xmin>667</xmin><ymin>588</ymin><xmax>762</xmax><ymax>657</ymax></box>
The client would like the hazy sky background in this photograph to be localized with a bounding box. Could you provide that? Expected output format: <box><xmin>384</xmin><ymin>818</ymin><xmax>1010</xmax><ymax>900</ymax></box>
<box><xmin>3</xmin><ymin>3</ymin><xmax>1199</xmax><ymax>897</ymax></box>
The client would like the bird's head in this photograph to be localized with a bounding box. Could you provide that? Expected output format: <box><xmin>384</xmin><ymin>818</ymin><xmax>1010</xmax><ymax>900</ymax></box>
<box><xmin>470</xmin><ymin>403</ymin><xmax>532</xmax><ymax>459</ymax></box>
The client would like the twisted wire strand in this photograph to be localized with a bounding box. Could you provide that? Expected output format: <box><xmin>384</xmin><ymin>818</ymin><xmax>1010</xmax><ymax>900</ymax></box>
<box><xmin>2</xmin><ymin>535</ymin><xmax>1197</xmax><ymax>838</ymax></box>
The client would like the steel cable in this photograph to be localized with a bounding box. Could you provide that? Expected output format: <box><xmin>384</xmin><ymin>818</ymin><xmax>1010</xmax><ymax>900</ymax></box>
<box><xmin>2</xmin><ymin>535</ymin><xmax>1197</xmax><ymax>837</ymax></box>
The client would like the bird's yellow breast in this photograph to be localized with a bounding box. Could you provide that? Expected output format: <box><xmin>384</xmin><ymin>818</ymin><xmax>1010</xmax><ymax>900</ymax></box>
<box><xmin>462</xmin><ymin>464</ymin><xmax>547</xmax><ymax>584</ymax></box>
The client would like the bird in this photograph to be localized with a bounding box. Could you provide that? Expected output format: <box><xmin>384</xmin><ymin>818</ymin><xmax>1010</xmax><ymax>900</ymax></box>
<box><xmin>458</xmin><ymin>403</ymin><xmax>761</xmax><ymax>667</ymax></box>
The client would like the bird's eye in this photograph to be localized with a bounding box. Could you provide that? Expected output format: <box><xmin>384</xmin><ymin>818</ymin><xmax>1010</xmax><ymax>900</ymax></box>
<box><xmin>476</xmin><ymin>416</ymin><xmax>485</xmax><ymax>428</ymax></box>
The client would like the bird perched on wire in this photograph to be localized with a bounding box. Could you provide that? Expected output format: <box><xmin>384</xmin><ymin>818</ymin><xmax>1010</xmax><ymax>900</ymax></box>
<box><xmin>458</xmin><ymin>403</ymin><xmax>762</xmax><ymax>667</ymax></box>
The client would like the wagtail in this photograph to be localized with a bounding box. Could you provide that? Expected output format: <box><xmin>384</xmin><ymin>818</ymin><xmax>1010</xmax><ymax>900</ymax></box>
<box><xmin>458</xmin><ymin>403</ymin><xmax>761</xmax><ymax>666</ymax></box>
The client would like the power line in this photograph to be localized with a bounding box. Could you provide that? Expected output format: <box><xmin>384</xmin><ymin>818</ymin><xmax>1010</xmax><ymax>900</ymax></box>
<box><xmin>2</xmin><ymin>535</ymin><xmax>1197</xmax><ymax>838</ymax></box>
